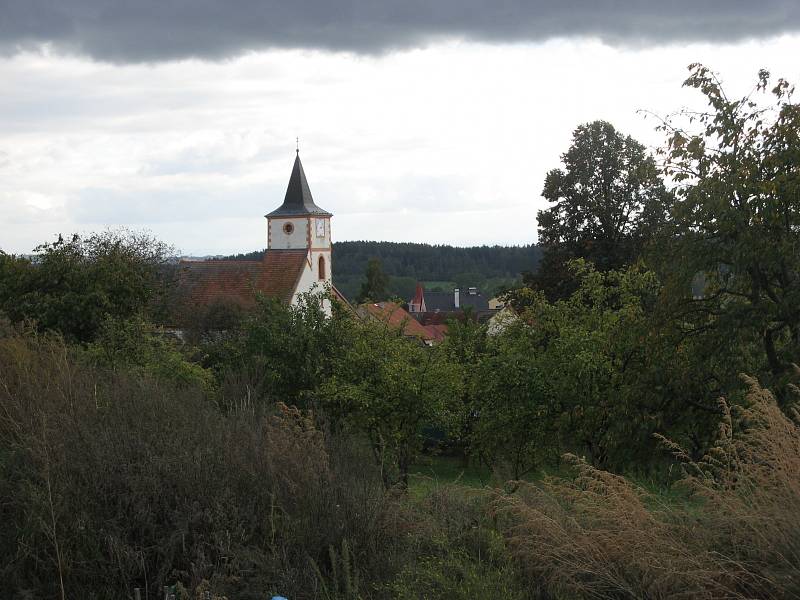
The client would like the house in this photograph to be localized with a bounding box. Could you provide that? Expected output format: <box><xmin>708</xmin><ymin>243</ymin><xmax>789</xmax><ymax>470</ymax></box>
<box><xmin>486</xmin><ymin>304</ymin><xmax>520</xmax><ymax>336</ymax></box>
<box><xmin>174</xmin><ymin>151</ymin><xmax>345</xmax><ymax>324</ymax></box>
<box><xmin>410</xmin><ymin>285</ymin><xmax>489</xmax><ymax>314</ymax></box>
<box><xmin>488</xmin><ymin>296</ymin><xmax>506</xmax><ymax>310</ymax></box>
<box><xmin>357</xmin><ymin>301</ymin><xmax>442</xmax><ymax>345</ymax></box>
<box><xmin>408</xmin><ymin>283</ymin><xmax>496</xmax><ymax>327</ymax></box>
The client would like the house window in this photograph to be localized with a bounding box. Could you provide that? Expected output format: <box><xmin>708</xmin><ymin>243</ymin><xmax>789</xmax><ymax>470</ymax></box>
<box><xmin>318</xmin><ymin>256</ymin><xmax>326</xmax><ymax>280</ymax></box>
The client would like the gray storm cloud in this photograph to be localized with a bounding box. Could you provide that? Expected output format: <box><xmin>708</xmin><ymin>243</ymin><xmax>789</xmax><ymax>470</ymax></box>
<box><xmin>0</xmin><ymin>0</ymin><xmax>798</xmax><ymax>62</ymax></box>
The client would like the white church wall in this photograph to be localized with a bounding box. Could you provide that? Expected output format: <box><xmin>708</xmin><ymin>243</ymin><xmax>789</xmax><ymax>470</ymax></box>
<box><xmin>291</xmin><ymin>251</ymin><xmax>332</xmax><ymax>316</ymax></box>
<box><xmin>269</xmin><ymin>217</ymin><xmax>309</xmax><ymax>250</ymax></box>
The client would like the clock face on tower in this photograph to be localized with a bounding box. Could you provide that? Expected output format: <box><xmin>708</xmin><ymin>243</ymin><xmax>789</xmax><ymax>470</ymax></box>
<box><xmin>316</xmin><ymin>219</ymin><xmax>325</xmax><ymax>238</ymax></box>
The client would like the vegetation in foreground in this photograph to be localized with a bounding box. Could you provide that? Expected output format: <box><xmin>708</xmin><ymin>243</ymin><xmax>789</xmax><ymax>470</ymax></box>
<box><xmin>1</xmin><ymin>64</ymin><xmax>800</xmax><ymax>598</ymax></box>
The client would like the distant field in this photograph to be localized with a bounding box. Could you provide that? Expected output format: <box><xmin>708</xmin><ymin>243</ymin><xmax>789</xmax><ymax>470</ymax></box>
<box><xmin>420</xmin><ymin>280</ymin><xmax>456</xmax><ymax>291</ymax></box>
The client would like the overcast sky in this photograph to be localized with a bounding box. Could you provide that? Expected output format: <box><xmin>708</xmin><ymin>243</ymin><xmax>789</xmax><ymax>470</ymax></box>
<box><xmin>1</xmin><ymin>1</ymin><xmax>799</xmax><ymax>255</ymax></box>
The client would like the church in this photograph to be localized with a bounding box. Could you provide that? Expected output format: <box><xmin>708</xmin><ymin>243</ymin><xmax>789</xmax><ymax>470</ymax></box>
<box><xmin>176</xmin><ymin>151</ymin><xmax>344</xmax><ymax>319</ymax></box>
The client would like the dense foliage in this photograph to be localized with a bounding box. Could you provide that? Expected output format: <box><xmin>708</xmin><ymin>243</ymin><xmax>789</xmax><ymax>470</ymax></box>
<box><xmin>2</xmin><ymin>64</ymin><xmax>799</xmax><ymax>598</ymax></box>
<box><xmin>0</xmin><ymin>230</ymin><xmax>173</xmax><ymax>342</ymax></box>
<box><xmin>529</xmin><ymin>120</ymin><xmax>672</xmax><ymax>300</ymax></box>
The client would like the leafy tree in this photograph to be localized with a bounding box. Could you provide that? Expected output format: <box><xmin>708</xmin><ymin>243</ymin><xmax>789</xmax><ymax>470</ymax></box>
<box><xmin>356</xmin><ymin>257</ymin><xmax>389</xmax><ymax>303</ymax></box>
<box><xmin>439</xmin><ymin>316</ymin><xmax>489</xmax><ymax>463</ymax></box>
<box><xmin>490</xmin><ymin>261</ymin><xmax>724</xmax><ymax>471</ymax></box>
<box><xmin>0</xmin><ymin>231</ymin><xmax>173</xmax><ymax>343</ymax></box>
<box><xmin>318</xmin><ymin>321</ymin><xmax>461</xmax><ymax>489</ymax></box>
<box><xmin>473</xmin><ymin>322</ymin><xmax>554</xmax><ymax>479</ymax></box>
<box><xmin>531</xmin><ymin>120</ymin><xmax>672</xmax><ymax>300</ymax></box>
<box><xmin>657</xmin><ymin>64</ymin><xmax>800</xmax><ymax>381</ymax></box>
<box><xmin>206</xmin><ymin>290</ymin><xmax>354</xmax><ymax>408</ymax></box>
<box><xmin>83</xmin><ymin>315</ymin><xmax>215</xmax><ymax>392</ymax></box>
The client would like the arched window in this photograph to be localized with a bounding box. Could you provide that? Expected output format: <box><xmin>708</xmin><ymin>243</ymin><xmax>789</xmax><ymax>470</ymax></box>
<box><xmin>318</xmin><ymin>256</ymin><xmax>326</xmax><ymax>280</ymax></box>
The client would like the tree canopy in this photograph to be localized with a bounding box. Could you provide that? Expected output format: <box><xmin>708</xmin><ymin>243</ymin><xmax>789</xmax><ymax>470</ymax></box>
<box><xmin>0</xmin><ymin>230</ymin><xmax>174</xmax><ymax>343</ymax></box>
<box><xmin>656</xmin><ymin>65</ymin><xmax>800</xmax><ymax>381</ymax></box>
<box><xmin>356</xmin><ymin>257</ymin><xmax>390</xmax><ymax>303</ymax></box>
<box><xmin>531</xmin><ymin>120</ymin><xmax>672</xmax><ymax>300</ymax></box>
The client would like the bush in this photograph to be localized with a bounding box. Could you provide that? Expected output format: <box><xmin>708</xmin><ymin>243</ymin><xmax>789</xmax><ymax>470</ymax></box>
<box><xmin>386</xmin><ymin>485</ymin><xmax>530</xmax><ymax>600</ymax></box>
<box><xmin>0</xmin><ymin>332</ymin><xmax>391</xmax><ymax>599</ymax></box>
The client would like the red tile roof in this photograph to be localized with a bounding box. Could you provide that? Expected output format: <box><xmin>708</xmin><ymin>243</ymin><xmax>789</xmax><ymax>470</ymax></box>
<box><xmin>359</xmin><ymin>301</ymin><xmax>435</xmax><ymax>341</ymax></box>
<box><xmin>175</xmin><ymin>250</ymin><xmax>307</xmax><ymax>316</ymax></box>
<box><xmin>424</xmin><ymin>324</ymin><xmax>449</xmax><ymax>342</ymax></box>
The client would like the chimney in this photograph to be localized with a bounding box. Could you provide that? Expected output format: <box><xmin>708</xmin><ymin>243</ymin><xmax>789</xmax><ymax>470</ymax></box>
<box><xmin>454</xmin><ymin>288</ymin><xmax>460</xmax><ymax>309</ymax></box>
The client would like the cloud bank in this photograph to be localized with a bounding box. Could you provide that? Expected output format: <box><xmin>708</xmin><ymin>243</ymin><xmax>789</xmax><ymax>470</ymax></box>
<box><xmin>1</xmin><ymin>0</ymin><xmax>799</xmax><ymax>62</ymax></box>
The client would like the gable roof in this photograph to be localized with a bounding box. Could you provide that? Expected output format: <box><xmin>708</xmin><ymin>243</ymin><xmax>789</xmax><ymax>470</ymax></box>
<box><xmin>358</xmin><ymin>301</ymin><xmax>436</xmax><ymax>342</ymax></box>
<box><xmin>175</xmin><ymin>250</ymin><xmax>307</xmax><ymax>315</ymax></box>
<box><xmin>422</xmin><ymin>289</ymin><xmax>489</xmax><ymax>312</ymax></box>
<box><xmin>266</xmin><ymin>153</ymin><xmax>332</xmax><ymax>217</ymax></box>
<box><xmin>425</xmin><ymin>323</ymin><xmax>449</xmax><ymax>342</ymax></box>
<box><xmin>410</xmin><ymin>282</ymin><xmax>426</xmax><ymax>311</ymax></box>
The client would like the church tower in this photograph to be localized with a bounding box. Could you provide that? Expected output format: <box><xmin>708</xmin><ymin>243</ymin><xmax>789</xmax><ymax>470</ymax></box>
<box><xmin>265</xmin><ymin>151</ymin><xmax>333</xmax><ymax>293</ymax></box>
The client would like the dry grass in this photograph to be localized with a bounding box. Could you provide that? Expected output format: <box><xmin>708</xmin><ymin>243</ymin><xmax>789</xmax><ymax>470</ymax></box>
<box><xmin>498</xmin><ymin>374</ymin><xmax>800</xmax><ymax>600</ymax></box>
<box><xmin>0</xmin><ymin>332</ymin><xmax>390</xmax><ymax>599</ymax></box>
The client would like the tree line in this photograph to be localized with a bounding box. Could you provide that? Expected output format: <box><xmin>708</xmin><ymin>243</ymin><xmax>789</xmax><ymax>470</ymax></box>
<box><xmin>221</xmin><ymin>242</ymin><xmax>542</xmax><ymax>301</ymax></box>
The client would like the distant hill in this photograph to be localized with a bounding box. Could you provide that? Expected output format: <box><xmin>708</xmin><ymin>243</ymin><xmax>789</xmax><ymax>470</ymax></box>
<box><xmin>221</xmin><ymin>241</ymin><xmax>541</xmax><ymax>302</ymax></box>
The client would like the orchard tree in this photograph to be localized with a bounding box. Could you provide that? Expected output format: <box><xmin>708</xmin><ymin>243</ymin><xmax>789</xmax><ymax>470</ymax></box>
<box><xmin>532</xmin><ymin>120</ymin><xmax>672</xmax><ymax>300</ymax></box>
<box><xmin>658</xmin><ymin>64</ymin><xmax>800</xmax><ymax>381</ymax></box>
<box><xmin>206</xmin><ymin>290</ymin><xmax>354</xmax><ymax>408</ymax></box>
<box><xmin>473</xmin><ymin>321</ymin><xmax>554</xmax><ymax>479</ymax></box>
<box><xmin>491</xmin><ymin>260</ymin><xmax>723</xmax><ymax>471</ymax></box>
<box><xmin>318</xmin><ymin>321</ymin><xmax>461</xmax><ymax>489</ymax></box>
<box><xmin>439</xmin><ymin>316</ymin><xmax>489</xmax><ymax>463</ymax></box>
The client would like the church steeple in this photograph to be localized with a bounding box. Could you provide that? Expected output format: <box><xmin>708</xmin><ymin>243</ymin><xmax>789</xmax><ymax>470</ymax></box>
<box><xmin>266</xmin><ymin>153</ymin><xmax>332</xmax><ymax>217</ymax></box>
<box><xmin>265</xmin><ymin>152</ymin><xmax>333</xmax><ymax>255</ymax></box>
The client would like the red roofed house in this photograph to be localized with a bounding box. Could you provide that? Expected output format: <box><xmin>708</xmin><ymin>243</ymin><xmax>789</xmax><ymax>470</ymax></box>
<box><xmin>357</xmin><ymin>301</ymin><xmax>442</xmax><ymax>346</ymax></box>
<box><xmin>175</xmin><ymin>151</ymin><xmax>340</xmax><ymax>323</ymax></box>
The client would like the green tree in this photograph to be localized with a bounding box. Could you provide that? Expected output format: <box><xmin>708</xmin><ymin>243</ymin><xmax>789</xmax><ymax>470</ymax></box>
<box><xmin>657</xmin><ymin>64</ymin><xmax>800</xmax><ymax>382</ymax></box>
<box><xmin>473</xmin><ymin>322</ymin><xmax>554</xmax><ymax>479</ymax></box>
<box><xmin>0</xmin><ymin>231</ymin><xmax>173</xmax><ymax>343</ymax></box>
<box><xmin>83</xmin><ymin>315</ymin><xmax>215</xmax><ymax>392</ymax></box>
<box><xmin>318</xmin><ymin>321</ymin><xmax>461</xmax><ymax>489</ymax></box>
<box><xmin>356</xmin><ymin>257</ymin><xmax>390</xmax><ymax>303</ymax></box>
<box><xmin>488</xmin><ymin>261</ymin><xmax>722</xmax><ymax>472</ymax></box>
<box><xmin>531</xmin><ymin>120</ymin><xmax>672</xmax><ymax>300</ymax></box>
<box><xmin>439</xmin><ymin>316</ymin><xmax>489</xmax><ymax>463</ymax></box>
<box><xmin>206</xmin><ymin>290</ymin><xmax>354</xmax><ymax>408</ymax></box>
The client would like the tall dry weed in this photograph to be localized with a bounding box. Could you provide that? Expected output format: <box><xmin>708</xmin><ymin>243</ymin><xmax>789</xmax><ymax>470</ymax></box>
<box><xmin>499</xmin><ymin>374</ymin><xmax>800</xmax><ymax>599</ymax></box>
<box><xmin>0</xmin><ymin>333</ymin><xmax>390</xmax><ymax>598</ymax></box>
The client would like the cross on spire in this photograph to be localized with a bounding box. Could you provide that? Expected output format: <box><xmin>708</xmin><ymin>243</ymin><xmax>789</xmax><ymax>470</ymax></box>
<box><xmin>296</xmin><ymin>136</ymin><xmax>299</xmax><ymax>154</ymax></box>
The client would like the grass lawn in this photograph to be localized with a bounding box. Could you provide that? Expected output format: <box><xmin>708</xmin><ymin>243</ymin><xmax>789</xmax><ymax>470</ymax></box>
<box><xmin>408</xmin><ymin>454</ymin><xmax>491</xmax><ymax>497</ymax></box>
<box><xmin>408</xmin><ymin>454</ymin><xmax>697</xmax><ymax>512</ymax></box>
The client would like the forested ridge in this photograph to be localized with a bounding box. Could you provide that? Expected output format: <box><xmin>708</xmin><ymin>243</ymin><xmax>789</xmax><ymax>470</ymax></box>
<box><xmin>2</xmin><ymin>65</ymin><xmax>800</xmax><ymax>599</ymax></box>
<box><xmin>222</xmin><ymin>241</ymin><xmax>542</xmax><ymax>300</ymax></box>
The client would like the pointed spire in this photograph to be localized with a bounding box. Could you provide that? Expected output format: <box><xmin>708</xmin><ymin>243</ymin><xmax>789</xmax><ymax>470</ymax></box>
<box><xmin>410</xmin><ymin>282</ymin><xmax>426</xmax><ymax>313</ymax></box>
<box><xmin>266</xmin><ymin>151</ymin><xmax>332</xmax><ymax>217</ymax></box>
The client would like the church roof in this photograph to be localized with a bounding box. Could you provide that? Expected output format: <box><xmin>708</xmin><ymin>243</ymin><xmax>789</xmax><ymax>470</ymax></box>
<box><xmin>172</xmin><ymin>250</ymin><xmax>308</xmax><ymax>323</ymax></box>
<box><xmin>266</xmin><ymin>153</ymin><xmax>332</xmax><ymax>218</ymax></box>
